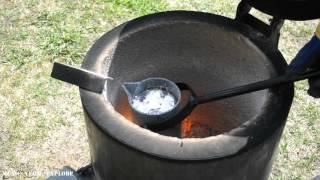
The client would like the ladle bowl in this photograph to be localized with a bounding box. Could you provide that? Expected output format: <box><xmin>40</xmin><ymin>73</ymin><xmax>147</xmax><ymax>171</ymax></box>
<box><xmin>122</xmin><ymin>77</ymin><xmax>181</xmax><ymax>126</ymax></box>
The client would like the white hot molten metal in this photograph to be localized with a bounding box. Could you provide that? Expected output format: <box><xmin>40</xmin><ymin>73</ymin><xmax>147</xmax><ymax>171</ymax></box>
<box><xmin>131</xmin><ymin>89</ymin><xmax>176</xmax><ymax>115</ymax></box>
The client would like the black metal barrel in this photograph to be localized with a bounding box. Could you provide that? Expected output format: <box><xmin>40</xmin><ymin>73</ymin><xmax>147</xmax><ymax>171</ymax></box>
<box><xmin>80</xmin><ymin>11</ymin><xmax>293</xmax><ymax>180</ymax></box>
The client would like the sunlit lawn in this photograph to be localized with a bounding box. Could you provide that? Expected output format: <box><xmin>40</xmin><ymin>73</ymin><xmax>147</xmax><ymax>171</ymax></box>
<box><xmin>1</xmin><ymin>0</ymin><xmax>319</xmax><ymax>179</ymax></box>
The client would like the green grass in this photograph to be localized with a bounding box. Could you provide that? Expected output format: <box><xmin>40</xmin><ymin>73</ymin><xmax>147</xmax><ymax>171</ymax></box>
<box><xmin>0</xmin><ymin>0</ymin><xmax>319</xmax><ymax>179</ymax></box>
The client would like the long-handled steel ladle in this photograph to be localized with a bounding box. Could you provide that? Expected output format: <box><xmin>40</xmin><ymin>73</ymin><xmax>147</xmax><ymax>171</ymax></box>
<box><xmin>51</xmin><ymin>62</ymin><xmax>320</xmax><ymax>131</ymax></box>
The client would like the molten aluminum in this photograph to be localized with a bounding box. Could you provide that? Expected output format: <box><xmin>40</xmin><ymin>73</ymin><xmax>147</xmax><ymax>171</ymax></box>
<box><xmin>131</xmin><ymin>89</ymin><xmax>176</xmax><ymax>115</ymax></box>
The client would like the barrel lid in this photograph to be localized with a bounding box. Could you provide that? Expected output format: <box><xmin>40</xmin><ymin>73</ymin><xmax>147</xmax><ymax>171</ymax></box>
<box><xmin>245</xmin><ymin>0</ymin><xmax>320</xmax><ymax>20</ymax></box>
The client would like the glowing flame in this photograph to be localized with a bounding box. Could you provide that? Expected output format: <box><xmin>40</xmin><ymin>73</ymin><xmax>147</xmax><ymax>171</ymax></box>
<box><xmin>181</xmin><ymin>116</ymin><xmax>212</xmax><ymax>138</ymax></box>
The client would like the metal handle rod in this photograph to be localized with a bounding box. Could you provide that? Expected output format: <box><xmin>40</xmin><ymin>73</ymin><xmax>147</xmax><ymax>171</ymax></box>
<box><xmin>196</xmin><ymin>70</ymin><xmax>320</xmax><ymax>104</ymax></box>
<box><xmin>51</xmin><ymin>62</ymin><xmax>112</xmax><ymax>93</ymax></box>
